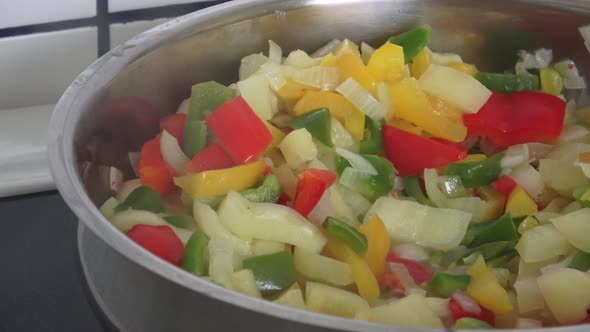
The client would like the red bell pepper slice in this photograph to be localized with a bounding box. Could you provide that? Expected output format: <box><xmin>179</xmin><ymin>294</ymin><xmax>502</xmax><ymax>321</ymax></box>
<box><xmin>159</xmin><ymin>113</ymin><xmax>187</xmax><ymax>146</ymax></box>
<box><xmin>205</xmin><ymin>96</ymin><xmax>272</xmax><ymax>164</ymax></box>
<box><xmin>138</xmin><ymin>135</ymin><xmax>176</xmax><ymax>194</ymax></box>
<box><xmin>449</xmin><ymin>297</ymin><xmax>496</xmax><ymax>327</ymax></box>
<box><xmin>293</xmin><ymin>168</ymin><xmax>337</xmax><ymax>217</ymax></box>
<box><xmin>127</xmin><ymin>224</ymin><xmax>184</xmax><ymax>266</ymax></box>
<box><xmin>386</xmin><ymin>253</ymin><xmax>434</xmax><ymax>284</ymax></box>
<box><xmin>492</xmin><ymin>175</ymin><xmax>543</xmax><ymax>210</ymax></box>
<box><xmin>99</xmin><ymin>96</ymin><xmax>160</xmax><ymax>150</ymax></box>
<box><xmin>463</xmin><ymin>91</ymin><xmax>566</xmax><ymax>149</ymax></box>
<box><xmin>184</xmin><ymin>142</ymin><xmax>234</xmax><ymax>173</ymax></box>
<box><xmin>382</xmin><ymin>125</ymin><xmax>467</xmax><ymax>176</ymax></box>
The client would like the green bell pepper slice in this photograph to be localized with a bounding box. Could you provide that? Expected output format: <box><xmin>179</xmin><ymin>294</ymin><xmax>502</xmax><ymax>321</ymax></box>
<box><xmin>163</xmin><ymin>214</ymin><xmax>196</xmax><ymax>230</ymax></box>
<box><xmin>114</xmin><ymin>186</ymin><xmax>164</xmax><ymax>213</ymax></box>
<box><xmin>183</xmin><ymin>120</ymin><xmax>208</xmax><ymax>158</ymax></box>
<box><xmin>475</xmin><ymin>72</ymin><xmax>539</xmax><ymax>94</ymax></box>
<box><xmin>242</xmin><ymin>251</ymin><xmax>297</xmax><ymax>296</ymax></box>
<box><xmin>427</xmin><ymin>272</ymin><xmax>471</xmax><ymax>297</ymax></box>
<box><xmin>181</xmin><ymin>232</ymin><xmax>209</xmax><ymax>276</ymax></box>
<box><xmin>486</xmin><ymin>250</ymin><xmax>517</xmax><ymax>268</ymax></box>
<box><xmin>359</xmin><ymin>116</ymin><xmax>384</xmax><ymax>155</ymax></box>
<box><xmin>324</xmin><ymin>217</ymin><xmax>368</xmax><ymax>256</ymax></box>
<box><xmin>453</xmin><ymin>318</ymin><xmax>493</xmax><ymax>329</ymax></box>
<box><xmin>335</xmin><ymin>154</ymin><xmax>396</xmax><ymax>201</ymax></box>
<box><xmin>403</xmin><ymin>175</ymin><xmax>435</xmax><ymax>207</ymax></box>
<box><xmin>444</xmin><ymin>153</ymin><xmax>503</xmax><ymax>188</ymax></box>
<box><xmin>462</xmin><ymin>214</ymin><xmax>518</xmax><ymax>248</ymax></box>
<box><xmin>569</xmin><ymin>251</ymin><xmax>590</xmax><ymax>272</ymax></box>
<box><xmin>287</xmin><ymin>108</ymin><xmax>332</xmax><ymax>147</ymax></box>
<box><xmin>465</xmin><ymin>241</ymin><xmax>516</xmax><ymax>261</ymax></box>
<box><xmin>240</xmin><ymin>175</ymin><xmax>283</xmax><ymax>203</ymax></box>
<box><xmin>388</xmin><ymin>25</ymin><xmax>430</xmax><ymax>64</ymax></box>
<box><xmin>188</xmin><ymin>81</ymin><xmax>235</xmax><ymax>121</ymax></box>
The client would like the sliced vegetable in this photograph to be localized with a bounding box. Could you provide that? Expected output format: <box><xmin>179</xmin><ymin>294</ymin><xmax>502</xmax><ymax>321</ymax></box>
<box><xmin>324</xmin><ymin>217</ymin><xmax>368</xmax><ymax>256</ymax></box>
<box><xmin>419</xmin><ymin>64</ymin><xmax>492</xmax><ymax>114</ymax></box>
<box><xmin>383</xmin><ymin>125</ymin><xmax>467</xmax><ymax>176</ymax></box>
<box><xmin>474</xmin><ymin>72</ymin><xmax>539</xmax><ymax>93</ymax></box>
<box><xmin>444</xmin><ymin>153</ymin><xmax>503</xmax><ymax>188</ymax></box>
<box><xmin>163</xmin><ymin>214</ymin><xmax>196</xmax><ymax>230</ymax></box>
<box><xmin>551</xmin><ymin>208</ymin><xmax>590</xmax><ymax>253</ymax></box>
<box><xmin>205</xmin><ymin>96</ymin><xmax>272</xmax><ymax>164</ymax></box>
<box><xmin>127</xmin><ymin>224</ymin><xmax>184</xmax><ymax>266</ymax></box>
<box><xmin>184</xmin><ymin>142</ymin><xmax>234</xmax><ymax>173</ymax></box>
<box><xmin>181</xmin><ymin>232</ymin><xmax>209</xmax><ymax>276</ymax></box>
<box><xmin>388</xmin><ymin>25</ymin><xmax>430</xmax><ymax>63</ymax></box>
<box><xmin>174</xmin><ymin>160</ymin><xmax>265</xmax><ymax>198</ymax></box>
<box><xmin>358</xmin><ymin>215</ymin><xmax>390</xmax><ymax>276</ymax></box>
<box><xmin>387</xmin><ymin>254</ymin><xmax>434</xmax><ymax>284</ymax></box>
<box><xmin>537</xmin><ymin>267</ymin><xmax>590</xmax><ymax>324</ymax></box>
<box><xmin>287</xmin><ymin>108</ymin><xmax>332</xmax><ymax>147</ymax></box>
<box><xmin>114</xmin><ymin>186</ymin><xmax>164</xmax><ymax>213</ymax></box>
<box><xmin>160</xmin><ymin>130</ymin><xmax>189</xmax><ymax>174</ymax></box>
<box><xmin>240</xmin><ymin>174</ymin><xmax>283</xmax><ymax>203</ymax></box>
<box><xmin>540</xmin><ymin>67</ymin><xmax>564</xmax><ymax>95</ymax></box>
<box><xmin>505</xmin><ymin>185</ymin><xmax>538</xmax><ymax>218</ymax></box>
<box><xmin>463</xmin><ymin>91</ymin><xmax>566</xmax><ymax>148</ymax></box>
<box><xmin>359</xmin><ymin>117</ymin><xmax>384</xmax><ymax>155</ymax></box>
<box><xmin>242</xmin><ymin>251</ymin><xmax>297</xmax><ymax>296</ymax></box>
<box><xmin>515</xmin><ymin>224</ymin><xmax>572</xmax><ymax>263</ymax></box>
<box><xmin>467</xmin><ymin>256</ymin><xmax>513</xmax><ymax>314</ymax></box>
<box><xmin>293</xmin><ymin>247</ymin><xmax>353</xmax><ymax>286</ymax></box>
<box><xmin>462</xmin><ymin>214</ymin><xmax>518</xmax><ymax>248</ymax></box>
<box><xmin>218</xmin><ymin>192</ymin><xmax>327</xmax><ymax>253</ymax></box>
<box><xmin>365</xmin><ymin>196</ymin><xmax>471</xmax><ymax>251</ymax></box>
<box><xmin>427</xmin><ymin>272</ymin><xmax>471</xmax><ymax>297</ymax></box>
<box><xmin>183</xmin><ymin>120</ymin><xmax>207</xmax><ymax>158</ymax></box>
<box><xmin>449</xmin><ymin>295</ymin><xmax>496</xmax><ymax>327</ymax></box>
<box><xmin>366</xmin><ymin>43</ymin><xmax>405</xmax><ymax>84</ymax></box>
<box><xmin>138</xmin><ymin>135</ymin><xmax>176</xmax><ymax>195</ymax></box>
<box><xmin>305</xmin><ymin>281</ymin><xmax>370</xmax><ymax>318</ymax></box>
<box><xmin>569</xmin><ymin>251</ymin><xmax>590</xmax><ymax>272</ymax></box>
<box><xmin>293</xmin><ymin>168</ymin><xmax>336</xmax><ymax>217</ymax></box>
<box><xmin>337</xmin><ymin>155</ymin><xmax>395</xmax><ymax>201</ymax></box>
<box><xmin>188</xmin><ymin>81</ymin><xmax>235</xmax><ymax>121</ymax></box>
<box><xmin>159</xmin><ymin>113</ymin><xmax>187</xmax><ymax>146</ymax></box>
<box><xmin>279</xmin><ymin>128</ymin><xmax>318</xmax><ymax>169</ymax></box>
<box><xmin>336</xmin><ymin>77</ymin><xmax>386</xmax><ymax>120</ymax></box>
<box><xmin>360</xmin><ymin>294</ymin><xmax>444</xmax><ymax>328</ymax></box>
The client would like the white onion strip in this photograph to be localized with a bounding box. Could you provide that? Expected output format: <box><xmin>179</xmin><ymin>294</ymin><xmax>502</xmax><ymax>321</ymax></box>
<box><xmin>452</xmin><ymin>292</ymin><xmax>481</xmax><ymax>315</ymax></box>
<box><xmin>311</xmin><ymin>38</ymin><xmax>341</xmax><ymax>58</ymax></box>
<box><xmin>160</xmin><ymin>130</ymin><xmax>189</xmax><ymax>174</ymax></box>
<box><xmin>291</xmin><ymin>66</ymin><xmax>341</xmax><ymax>91</ymax></box>
<box><xmin>336</xmin><ymin>78</ymin><xmax>386</xmax><ymax>120</ymax></box>
<box><xmin>335</xmin><ymin>147</ymin><xmax>377</xmax><ymax>175</ymax></box>
<box><xmin>268</xmin><ymin>40</ymin><xmax>282</xmax><ymax>64</ymax></box>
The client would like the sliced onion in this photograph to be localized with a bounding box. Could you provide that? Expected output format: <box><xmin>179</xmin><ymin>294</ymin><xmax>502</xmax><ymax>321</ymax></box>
<box><xmin>111</xmin><ymin>210</ymin><xmax>192</xmax><ymax>244</ymax></box>
<box><xmin>160</xmin><ymin>130</ymin><xmax>189</xmax><ymax>174</ymax></box>
<box><xmin>284</xmin><ymin>50</ymin><xmax>321</xmax><ymax>68</ymax></box>
<box><xmin>335</xmin><ymin>184</ymin><xmax>372</xmax><ymax>218</ymax></box>
<box><xmin>393</xmin><ymin>176</ymin><xmax>404</xmax><ymax>192</ymax></box>
<box><xmin>128</xmin><ymin>151</ymin><xmax>140</xmax><ymax>176</ymax></box>
<box><xmin>335</xmin><ymin>147</ymin><xmax>377</xmax><ymax>175</ymax></box>
<box><xmin>310</xmin><ymin>38</ymin><xmax>341</xmax><ymax>58</ymax></box>
<box><xmin>340</xmin><ymin>167</ymin><xmax>372</xmax><ymax>190</ymax></box>
<box><xmin>268</xmin><ymin>40</ymin><xmax>282</xmax><ymax>64</ymax></box>
<box><xmin>564</xmin><ymin>76</ymin><xmax>586</xmax><ymax>90</ymax></box>
<box><xmin>376</xmin><ymin>82</ymin><xmax>394</xmax><ymax>120</ymax></box>
<box><xmin>336</xmin><ymin>77</ymin><xmax>386</xmax><ymax>120</ymax></box>
<box><xmin>431</xmin><ymin>52</ymin><xmax>463</xmax><ymax>65</ymax></box>
<box><xmin>554</xmin><ymin>59</ymin><xmax>580</xmax><ymax>79</ymax></box>
<box><xmin>510</xmin><ymin>163</ymin><xmax>544</xmax><ymax>197</ymax></box>
<box><xmin>260</xmin><ymin>62</ymin><xmax>288</xmax><ymax>91</ymax></box>
<box><xmin>527</xmin><ymin>142</ymin><xmax>554</xmax><ymax>161</ymax></box>
<box><xmin>331</xmin><ymin>118</ymin><xmax>356</xmax><ymax>149</ymax></box>
<box><xmin>307</xmin><ymin>189</ymin><xmax>333</xmax><ymax>226</ymax></box>
<box><xmin>392</xmin><ymin>244</ymin><xmax>430</xmax><ymax>262</ymax></box>
<box><xmin>239</xmin><ymin>53</ymin><xmax>268</xmax><ymax>81</ymax></box>
<box><xmin>272</xmin><ymin>164</ymin><xmax>298</xmax><ymax>197</ymax></box>
<box><xmin>518</xmin><ymin>48</ymin><xmax>552</xmax><ymax>69</ymax></box>
<box><xmin>360</xmin><ymin>42</ymin><xmax>376</xmax><ymax>64</ymax></box>
<box><xmin>579</xmin><ymin>25</ymin><xmax>590</xmax><ymax>43</ymax></box>
<box><xmin>515</xmin><ymin>318</ymin><xmax>543</xmax><ymax>329</ymax></box>
<box><xmin>291</xmin><ymin>66</ymin><xmax>341</xmax><ymax>91</ymax></box>
<box><xmin>540</xmin><ymin>255</ymin><xmax>574</xmax><ymax>274</ymax></box>
<box><xmin>452</xmin><ymin>292</ymin><xmax>481</xmax><ymax>315</ymax></box>
<box><xmin>109</xmin><ymin>167</ymin><xmax>124</xmax><ymax>192</ymax></box>
<box><xmin>559</xmin><ymin>124</ymin><xmax>590</xmax><ymax>142</ymax></box>
<box><xmin>501</xmin><ymin>144</ymin><xmax>530</xmax><ymax>169</ymax></box>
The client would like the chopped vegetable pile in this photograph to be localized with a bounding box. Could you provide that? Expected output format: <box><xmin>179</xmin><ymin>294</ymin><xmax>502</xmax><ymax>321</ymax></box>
<box><xmin>97</xmin><ymin>25</ymin><xmax>590</xmax><ymax>329</ymax></box>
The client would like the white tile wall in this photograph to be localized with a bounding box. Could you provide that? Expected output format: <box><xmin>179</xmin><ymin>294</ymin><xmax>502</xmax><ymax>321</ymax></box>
<box><xmin>108</xmin><ymin>0</ymin><xmax>207</xmax><ymax>13</ymax></box>
<box><xmin>0</xmin><ymin>27</ymin><xmax>97</xmax><ymax>110</ymax></box>
<box><xmin>0</xmin><ymin>0</ymin><xmax>96</xmax><ymax>29</ymax></box>
<box><xmin>110</xmin><ymin>18</ymin><xmax>171</xmax><ymax>48</ymax></box>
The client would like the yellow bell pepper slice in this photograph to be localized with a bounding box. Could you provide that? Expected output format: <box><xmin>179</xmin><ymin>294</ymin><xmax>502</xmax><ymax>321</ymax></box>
<box><xmin>325</xmin><ymin>236</ymin><xmax>380</xmax><ymax>300</ymax></box>
<box><xmin>505</xmin><ymin>185</ymin><xmax>538</xmax><ymax>218</ymax></box>
<box><xmin>411</xmin><ymin>49</ymin><xmax>433</xmax><ymax>79</ymax></box>
<box><xmin>446</xmin><ymin>62</ymin><xmax>478</xmax><ymax>76</ymax></box>
<box><xmin>263</xmin><ymin>121</ymin><xmax>286</xmax><ymax>152</ymax></box>
<box><xmin>367</xmin><ymin>43</ymin><xmax>405</xmax><ymax>84</ymax></box>
<box><xmin>390</xmin><ymin>78</ymin><xmax>467</xmax><ymax>142</ymax></box>
<box><xmin>467</xmin><ymin>256</ymin><xmax>513</xmax><ymax>314</ymax></box>
<box><xmin>320</xmin><ymin>53</ymin><xmax>338</xmax><ymax>67</ymax></box>
<box><xmin>387</xmin><ymin>118</ymin><xmax>423</xmax><ymax>136</ymax></box>
<box><xmin>359</xmin><ymin>215</ymin><xmax>390</xmax><ymax>276</ymax></box>
<box><xmin>336</xmin><ymin>53</ymin><xmax>377</xmax><ymax>93</ymax></box>
<box><xmin>292</xmin><ymin>91</ymin><xmax>365</xmax><ymax>141</ymax></box>
<box><xmin>333</xmin><ymin>39</ymin><xmax>360</xmax><ymax>58</ymax></box>
<box><xmin>276</xmin><ymin>79</ymin><xmax>318</xmax><ymax>110</ymax></box>
<box><xmin>174</xmin><ymin>160</ymin><xmax>265</xmax><ymax>198</ymax></box>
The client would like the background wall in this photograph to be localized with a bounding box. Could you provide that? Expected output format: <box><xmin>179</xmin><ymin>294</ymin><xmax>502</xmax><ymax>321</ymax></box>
<box><xmin>0</xmin><ymin>0</ymin><xmax>230</xmax><ymax>197</ymax></box>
